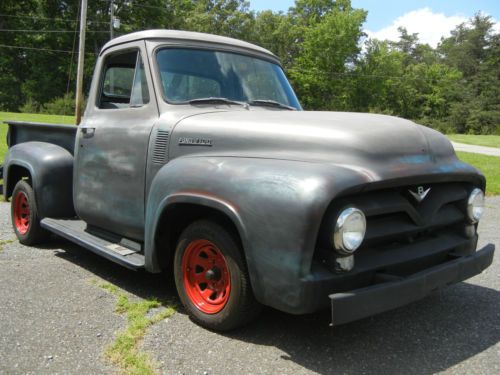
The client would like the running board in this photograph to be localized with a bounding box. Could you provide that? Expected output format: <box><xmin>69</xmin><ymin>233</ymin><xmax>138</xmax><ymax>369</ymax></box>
<box><xmin>41</xmin><ymin>218</ymin><xmax>145</xmax><ymax>270</ymax></box>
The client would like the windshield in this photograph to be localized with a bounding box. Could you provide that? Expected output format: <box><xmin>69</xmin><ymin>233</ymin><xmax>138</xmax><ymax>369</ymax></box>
<box><xmin>156</xmin><ymin>48</ymin><xmax>301</xmax><ymax>110</ymax></box>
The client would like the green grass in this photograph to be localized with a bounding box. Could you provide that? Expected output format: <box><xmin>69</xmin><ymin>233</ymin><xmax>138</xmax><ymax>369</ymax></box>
<box><xmin>457</xmin><ymin>152</ymin><xmax>500</xmax><ymax>195</ymax></box>
<box><xmin>93</xmin><ymin>280</ymin><xmax>176</xmax><ymax>375</ymax></box>
<box><xmin>448</xmin><ymin>134</ymin><xmax>500</xmax><ymax>148</ymax></box>
<box><xmin>0</xmin><ymin>111</ymin><xmax>74</xmax><ymax>124</ymax></box>
<box><xmin>0</xmin><ymin>111</ymin><xmax>75</xmax><ymax>163</ymax></box>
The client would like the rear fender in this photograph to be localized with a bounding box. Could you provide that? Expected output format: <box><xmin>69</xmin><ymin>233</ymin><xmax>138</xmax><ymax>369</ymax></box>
<box><xmin>4</xmin><ymin>142</ymin><xmax>74</xmax><ymax>218</ymax></box>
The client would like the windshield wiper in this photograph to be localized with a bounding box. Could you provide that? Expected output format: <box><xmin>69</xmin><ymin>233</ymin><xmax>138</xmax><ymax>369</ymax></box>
<box><xmin>248</xmin><ymin>99</ymin><xmax>296</xmax><ymax>110</ymax></box>
<box><xmin>186</xmin><ymin>97</ymin><xmax>248</xmax><ymax>107</ymax></box>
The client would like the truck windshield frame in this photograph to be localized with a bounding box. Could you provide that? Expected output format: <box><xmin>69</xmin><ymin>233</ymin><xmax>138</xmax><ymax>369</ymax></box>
<box><xmin>154</xmin><ymin>47</ymin><xmax>301</xmax><ymax>110</ymax></box>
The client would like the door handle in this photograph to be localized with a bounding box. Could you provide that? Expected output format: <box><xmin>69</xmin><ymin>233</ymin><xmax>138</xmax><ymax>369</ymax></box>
<box><xmin>81</xmin><ymin>127</ymin><xmax>95</xmax><ymax>138</ymax></box>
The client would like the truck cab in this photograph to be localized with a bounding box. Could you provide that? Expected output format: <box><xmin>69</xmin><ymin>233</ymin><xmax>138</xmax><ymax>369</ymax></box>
<box><xmin>2</xmin><ymin>30</ymin><xmax>495</xmax><ymax>331</ymax></box>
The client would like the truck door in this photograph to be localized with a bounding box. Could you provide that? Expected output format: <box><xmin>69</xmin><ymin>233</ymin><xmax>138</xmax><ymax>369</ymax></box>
<box><xmin>74</xmin><ymin>42</ymin><xmax>158</xmax><ymax>241</ymax></box>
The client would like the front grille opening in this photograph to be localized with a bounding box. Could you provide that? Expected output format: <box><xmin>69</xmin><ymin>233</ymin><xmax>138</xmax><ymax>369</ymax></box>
<box><xmin>313</xmin><ymin>181</ymin><xmax>476</xmax><ymax>271</ymax></box>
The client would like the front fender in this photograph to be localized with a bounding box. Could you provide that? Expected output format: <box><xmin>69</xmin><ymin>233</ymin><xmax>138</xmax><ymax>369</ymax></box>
<box><xmin>144</xmin><ymin>156</ymin><xmax>369</xmax><ymax>311</ymax></box>
<box><xmin>4</xmin><ymin>142</ymin><xmax>74</xmax><ymax>218</ymax></box>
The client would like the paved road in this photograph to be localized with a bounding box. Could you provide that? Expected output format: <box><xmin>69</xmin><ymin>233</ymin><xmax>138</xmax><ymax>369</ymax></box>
<box><xmin>0</xmin><ymin>199</ymin><xmax>499</xmax><ymax>375</ymax></box>
<box><xmin>452</xmin><ymin>142</ymin><xmax>500</xmax><ymax>157</ymax></box>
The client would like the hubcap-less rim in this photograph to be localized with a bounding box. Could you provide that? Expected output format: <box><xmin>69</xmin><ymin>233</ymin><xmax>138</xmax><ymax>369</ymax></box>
<box><xmin>182</xmin><ymin>239</ymin><xmax>231</xmax><ymax>314</ymax></box>
<box><xmin>14</xmin><ymin>191</ymin><xmax>30</xmax><ymax>235</ymax></box>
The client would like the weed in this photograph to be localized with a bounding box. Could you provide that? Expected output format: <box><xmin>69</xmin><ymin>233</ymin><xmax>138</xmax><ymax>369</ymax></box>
<box><xmin>94</xmin><ymin>280</ymin><xmax>176</xmax><ymax>375</ymax></box>
<box><xmin>0</xmin><ymin>239</ymin><xmax>15</xmax><ymax>252</ymax></box>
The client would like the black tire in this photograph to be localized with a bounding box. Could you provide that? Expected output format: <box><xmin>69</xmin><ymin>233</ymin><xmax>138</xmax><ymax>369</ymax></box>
<box><xmin>11</xmin><ymin>180</ymin><xmax>50</xmax><ymax>245</ymax></box>
<box><xmin>174</xmin><ymin>219</ymin><xmax>261</xmax><ymax>331</ymax></box>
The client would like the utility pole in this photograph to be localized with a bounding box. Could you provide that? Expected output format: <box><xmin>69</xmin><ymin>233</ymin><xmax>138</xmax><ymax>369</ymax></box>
<box><xmin>75</xmin><ymin>0</ymin><xmax>87</xmax><ymax>125</ymax></box>
<box><xmin>110</xmin><ymin>0</ymin><xmax>114</xmax><ymax>39</ymax></box>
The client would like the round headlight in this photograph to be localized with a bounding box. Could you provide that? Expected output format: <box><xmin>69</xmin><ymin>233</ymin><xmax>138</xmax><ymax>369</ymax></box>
<box><xmin>467</xmin><ymin>188</ymin><xmax>484</xmax><ymax>223</ymax></box>
<box><xmin>333</xmin><ymin>207</ymin><xmax>366</xmax><ymax>254</ymax></box>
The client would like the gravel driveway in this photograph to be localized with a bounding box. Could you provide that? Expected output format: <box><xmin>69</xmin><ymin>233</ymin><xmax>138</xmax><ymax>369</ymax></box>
<box><xmin>0</xmin><ymin>198</ymin><xmax>498</xmax><ymax>375</ymax></box>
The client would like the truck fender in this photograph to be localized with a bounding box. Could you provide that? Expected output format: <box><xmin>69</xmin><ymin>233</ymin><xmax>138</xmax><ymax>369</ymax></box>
<box><xmin>145</xmin><ymin>191</ymin><xmax>246</xmax><ymax>270</ymax></box>
<box><xmin>4</xmin><ymin>141</ymin><xmax>75</xmax><ymax>218</ymax></box>
<box><xmin>144</xmin><ymin>156</ymin><xmax>370</xmax><ymax>310</ymax></box>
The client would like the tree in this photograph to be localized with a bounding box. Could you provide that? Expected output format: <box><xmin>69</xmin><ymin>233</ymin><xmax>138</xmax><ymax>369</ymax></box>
<box><xmin>288</xmin><ymin>0</ymin><xmax>367</xmax><ymax>109</ymax></box>
<box><xmin>250</xmin><ymin>11</ymin><xmax>295</xmax><ymax>68</ymax></box>
<box><xmin>352</xmin><ymin>30</ymin><xmax>462</xmax><ymax>130</ymax></box>
<box><xmin>183</xmin><ymin>0</ymin><xmax>255</xmax><ymax>40</ymax></box>
<box><xmin>350</xmin><ymin>39</ymin><xmax>405</xmax><ymax>113</ymax></box>
<box><xmin>0</xmin><ymin>0</ymin><xmax>45</xmax><ymax>111</ymax></box>
<box><xmin>439</xmin><ymin>14</ymin><xmax>500</xmax><ymax>134</ymax></box>
<box><xmin>0</xmin><ymin>1</ymin><xmax>497</xmax><ymax>134</ymax></box>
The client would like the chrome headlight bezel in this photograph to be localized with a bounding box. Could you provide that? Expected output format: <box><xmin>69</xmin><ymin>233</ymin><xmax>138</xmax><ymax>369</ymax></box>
<box><xmin>333</xmin><ymin>207</ymin><xmax>367</xmax><ymax>255</ymax></box>
<box><xmin>467</xmin><ymin>188</ymin><xmax>485</xmax><ymax>223</ymax></box>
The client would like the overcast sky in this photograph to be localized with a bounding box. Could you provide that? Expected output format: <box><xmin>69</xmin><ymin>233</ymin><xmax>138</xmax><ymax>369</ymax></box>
<box><xmin>248</xmin><ymin>0</ymin><xmax>500</xmax><ymax>47</ymax></box>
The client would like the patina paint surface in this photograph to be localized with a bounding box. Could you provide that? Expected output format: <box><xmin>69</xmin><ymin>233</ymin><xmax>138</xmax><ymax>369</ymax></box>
<box><xmin>73</xmin><ymin>41</ymin><xmax>159</xmax><ymax>241</ymax></box>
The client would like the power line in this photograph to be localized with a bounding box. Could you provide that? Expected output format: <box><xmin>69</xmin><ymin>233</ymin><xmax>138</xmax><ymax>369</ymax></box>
<box><xmin>0</xmin><ymin>42</ymin><xmax>411</xmax><ymax>81</ymax></box>
<box><xmin>0</xmin><ymin>44</ymin><xmax>72</xmax><ymax>53</ymax></box>
<box><xmin>0</xmin><ymin>44</ymin><xmax>95</xmax><ymax>55</ymax></box>
<box><xmin>287</xmin><ymin>68</ymin><xmax>408</xmax><ymax>81</ymax></box>
<box><xmin>97</xmin><ymin>0</ymin><xmax>170</xmax><ymax>12</ymax></box>
<box><xmin>0</xmin><ymin>29</ymin><xmax>110</xmax><ymax>33</ymax></box>
<box><xmin>131</xmin><ymin>3</ymin><xmax>170</xmax><ymax>11</ymax></box>
<box><xmin>0</xmin><ymin>13</ymin><xmax>109</xmax><ymax>25</ymax></box>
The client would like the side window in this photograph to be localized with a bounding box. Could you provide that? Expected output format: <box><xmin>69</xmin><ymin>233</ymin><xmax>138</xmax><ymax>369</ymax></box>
<box><xmin>99</xmin><ymin>50</ymin><xmax>150</xmax><ymax>109</ymax></box>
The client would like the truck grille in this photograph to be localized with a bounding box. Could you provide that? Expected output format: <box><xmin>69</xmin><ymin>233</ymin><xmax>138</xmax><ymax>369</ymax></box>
<box><xmin>355</xmin><ymin>182</ymin><xmax>469</xmax><ymax>248</ymax></box>
<box><xmin>315</xmin><ymin>182</ymin><xmax>474</xmax><ymax>274</ymax></box>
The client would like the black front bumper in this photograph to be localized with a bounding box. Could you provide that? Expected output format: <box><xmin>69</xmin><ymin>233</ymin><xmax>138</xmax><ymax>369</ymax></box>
<box><xmin>329</xmin><ymin>244</ymin><xmax>495</xmax><ymax>326</ymax></box>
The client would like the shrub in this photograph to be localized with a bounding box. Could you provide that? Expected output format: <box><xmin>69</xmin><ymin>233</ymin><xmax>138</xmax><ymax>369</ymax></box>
<box><xmin>20</xmin><ymin>98</ymin><xmax>41</xmax><ymax>113</ymax></box>
<box><xmin>418</xmin><ymin>117</ymin><xmax>453</xmax><ymax>134</ymax></box>
<box><xmin>40</xmin><ymin>93</ymin><xmax>77</xmax><ymax>116</ymax></box>
<box><xmin>465</xmin><ymin>109</ymin><xmax>500</xmax><ymax>135</ymax></box>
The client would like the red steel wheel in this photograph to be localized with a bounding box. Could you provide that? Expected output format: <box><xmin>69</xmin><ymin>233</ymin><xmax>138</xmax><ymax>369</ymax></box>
<box><xmin>174</xmin><ymin>220</ymin><xmax>261</xmax><ymax>331</ymax></box>
<box><xmin>182</xmin><ymin>239</ymin><xmax>231</xmax><ymax>314</ymax></box>
<box><xmin>11</xmin><ymin>180</ymin><xmax>50</xmax><ymax>245</ymax></box>
<box><xmin>13</xmin><ymin>190</ymin><xmax>30</xmax><ymax>235</ymax></box>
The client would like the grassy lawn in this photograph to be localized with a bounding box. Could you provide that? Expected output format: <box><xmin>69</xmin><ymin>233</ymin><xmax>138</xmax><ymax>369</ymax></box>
<box><xmin>448</xmin><ymin>134</ymin><xmax>500</xmax><ymax>148</ymax></box>
<box><xmin>0</xmin><ymin>111</ymin><xmax>74</xmax><ymax>163</ymax></box>
<box><xmin>457</xmin><ymin>152</ymin><xmax>500</xmax><ymax>196</ymax></box>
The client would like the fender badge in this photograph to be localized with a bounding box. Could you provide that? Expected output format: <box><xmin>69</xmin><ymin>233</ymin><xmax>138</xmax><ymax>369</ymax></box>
<box><xmin>178</xmin><ymin>137</ymin><xmax>213</xmax><ymax>146</ymax></box>
<box><xmin>409</xmin><ymin>186</ymin><xmax>431</xmax><ymax>203</ymax></box>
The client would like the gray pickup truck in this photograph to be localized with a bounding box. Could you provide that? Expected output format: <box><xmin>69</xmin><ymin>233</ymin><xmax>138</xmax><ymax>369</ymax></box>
<box><xmin>2</xmin><ymin>30</ymin><xmax>495</xmax><ymax>331</ymax></box>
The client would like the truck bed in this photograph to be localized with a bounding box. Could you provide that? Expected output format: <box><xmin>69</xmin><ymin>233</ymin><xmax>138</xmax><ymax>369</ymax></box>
<box><xmin>4</xmin><ymin>121</ymin><xmax>77</xmax><ymax>155</ymax></box>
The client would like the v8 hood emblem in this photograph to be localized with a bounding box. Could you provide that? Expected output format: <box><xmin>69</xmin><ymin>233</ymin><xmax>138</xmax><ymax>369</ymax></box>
<box><xmin>409</xmin><ymin>186</ymin><xmax>431</xmax><ymax>203</ymax></box>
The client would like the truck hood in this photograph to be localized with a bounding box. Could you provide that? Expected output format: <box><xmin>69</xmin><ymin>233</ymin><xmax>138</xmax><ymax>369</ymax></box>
<box><xmin>170</xmin><ymin>110</ymin><xmax>458</xmax><ymax>170</ymax></box>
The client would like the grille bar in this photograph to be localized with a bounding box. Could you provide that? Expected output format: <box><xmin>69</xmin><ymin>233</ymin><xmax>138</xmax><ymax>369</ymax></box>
<box><xmin>330</xmin><ymin>182</ymin><xmax>470</xmax><ymax>249</ymax></box>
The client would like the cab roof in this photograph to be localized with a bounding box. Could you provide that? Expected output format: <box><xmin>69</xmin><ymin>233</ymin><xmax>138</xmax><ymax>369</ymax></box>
<box><xmin>100</xmin><ymin>29</ymin><xmax>277</xmax><ymax>60</ymax></box>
